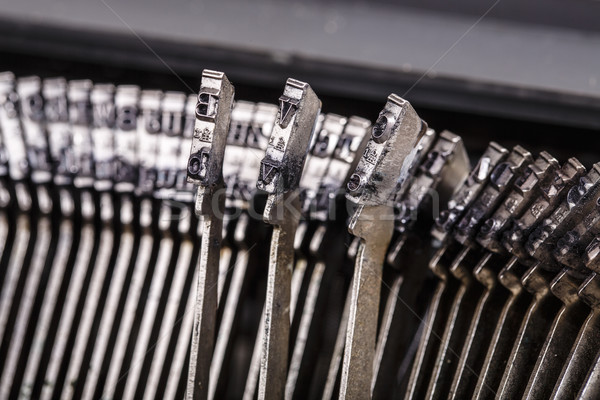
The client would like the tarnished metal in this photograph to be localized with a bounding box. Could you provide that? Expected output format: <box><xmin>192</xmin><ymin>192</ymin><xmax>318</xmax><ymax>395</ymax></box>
<box><xmin>342</xmin><ymin>94</ymin><xmax>426</xmax><ymax>400</ymax></box>
<box><xmin>472</xmin><ymin>157</ymin><xmax>586</xmax><ymax>399</ymax></box>
<box><xmin>16</xmin><ymin>76</ymin><xmax>52</xmax><ymax>184</ymax></box>
<box><xmin>0</xmin><ymin>72</ymin><xmax>55</xmax><ymax>400</ymax></box>
<box><xmin>373</xmin><ymin>130</ymin><xmax>470</xmax><ymax>400</ymax></box>
<box><xmin>5</xmin><ymin>68</ymin><xmax>600</xmax><ymax>400</ymax></box>
<box><xmin>186</xmin><ymin>70</ymin><xmax>235</xmax><ymax>400</ymax></box>
<box><xmin>57</xmin><ymin>81</ymin><xmax>119</xmax><ymax>400</ymax></box>
<box><xmin>238</xmin><ymin>104</ymin><xmax>282</xmax><ymax>400</ymax></box>
<box><xmin>135</xmin><ymin>91</ymin><xmax>198</xmax><ymax>400</ymax></box>
<box><xmin>0</xmin><ymin>72</ymin><xmax>35</xmax><ymax>353</ymax></box>
<box><xmin>90</xmin><ymin>83</ymin><xmax>117</xmax><ymax>192</ymax></box>
<box><xmin>78</xmin><ymin>85</ymin><xmax>141</xmax><ymax>400</ymax></box>
<box><xmin>313</xmin><ymin>116</ymin><xmax>371</xmax><ymax>222</ymax></box>
<box><xmin>445</xmin><ymin>151</ymin><xmax>559</xmax><ymax>399</ymax></box>
<box><xmin>285</xmin><ymin>113</ymin><xmax>345</xmax><ymax>400</ymax></box>
<box><xmin>285</xmin><ymin>116</ymin><xmax>371</xmax><ymax>400</ymax></box>
<box><xmin>103</xmin><ymin>88</ymin><xmax>178</xmax><ymax>400</ymax></box>
<box><xmin>494</xmin><ymin>163</ymin><xmax>600</xmax><ymax>399</ymax></box>
<box><xmin>405</xmin><ymin>144</ymin><xmax>530</xmax><ymax>400</ymax></box>
<box><xmin>476</xmin><ymin>151</ymin><xmax>559</xmax><ymax>253</ymax></box>
<box><xmin>112</xmin><ymin>85</ymin><xmax>140</xmax><ymax>193</ymax></box>
<box><xmin>578</xmin><ymin>346</ymin><xmax>600</xmax><ymax>399</ymax></box>
<box><xmin>518</xmin><ymin>166</ymin><xmax>600</xmax><ymax>400</ymax></box>
<box><xmin>427</xmin><ymin>147</ymin><xmax>532</xmax><ymax>400</ymax></box>
<box><xmin>68</xmin><ymin>80</ymin><xmax>96</xmax><ymax>189</ymax></box>
<box><xmin>13</xmin><ymin>78</ymin><xmax>81</xmax><ymax>400</ymax></box>
<box><xmin>39</xmin><ymin>78</ymin><xmax>96</xmax><ymax>400</ymax></box>
<box><xmin>500</xmin><ymin>178</ymin><xmax>599</xmax><ymax>398</ymax></box>
<box><xmin>432</xmin><ymin>142</ymin><xmax>508</xmax><ymax>243</ymax></box>
<box><xmin>256</xmin><ymin>78</ymin><xmax>320</xmax><ymax>400</ymax></box>
<box><xmin>558</xmin><ymin>271</ymin><xmax>600</xmax><ymax>399</ymax></box>
<box><xmin>211</xmin><ymin>101</ymin><xmax>277</xmax><ymax>400</ymax></box>
<box><xmin>43</xmin><ymin>77</ymin><xmax>73</xmax><ymax>186</ymax></box>
<box><xmin>0</xmin><ymin>72</ymin><xmax>30</xmax><ymax>183</ymax></box>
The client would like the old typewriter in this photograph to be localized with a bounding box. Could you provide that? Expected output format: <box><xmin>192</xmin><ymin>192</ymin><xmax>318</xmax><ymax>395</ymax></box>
<box><xmin>1</xmin><ymin>1</ymin><xmax>600</xmax><ymax>400</ymax></box>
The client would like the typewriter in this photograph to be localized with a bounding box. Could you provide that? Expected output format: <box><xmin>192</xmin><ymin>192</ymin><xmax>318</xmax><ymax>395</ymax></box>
<box><xmin>1</xmin><ymin>1</ymin><xmax>600</xmax><ymax>400</ymax></box>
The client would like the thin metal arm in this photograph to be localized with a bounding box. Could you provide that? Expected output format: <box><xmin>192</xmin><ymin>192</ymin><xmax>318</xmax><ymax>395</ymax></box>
<box><xmin>340</xmin><ymin>205</ymin><xmax>394</xmax><ymax>399</ymax></box>
<box><xmin>188</xmin><ymin>204</ymin><xmax>224</xmax><ymax>399</ymax></box>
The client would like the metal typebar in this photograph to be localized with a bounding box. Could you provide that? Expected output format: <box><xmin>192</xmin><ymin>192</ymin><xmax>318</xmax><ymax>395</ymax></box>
<box><xmin>286</xmin><ymin>116</ymin><xmax>371</xmax><ymax>400</ymax></box>
<box><xmin>373</xmin><ymin>130</ymin><xmax>469</xmax><ymax>400</ymax></box>
<box><xmin>210</xmin><ymin>101</ymin><xmax>277</xmax><ymax>400</ymax></box>
<box><xmin>186</xmin><ymin>70</ymin><xmax>235</xmax><ymax>400</ymax></box>
<box><xmin>422</xmin><ymin>146</ymin><xmax>532</xmax><ymax>400</ymax></box>
<box><xmin>470</xmin><ymin>157</ymin><xmax>586</xmax><ymax>399</ymax></box>
<box><xmin>255</xmin><ymin>78</ymin><xmax>320</xmax><ymax>400</ymax></box>
<box><xmin>342</xmin><ymin>94</ymin><xmax>426</xmax><ymax>399</ymax></box>
<box><xmin>550</xmin><ymin>241</ymin><xmax>600</xmax><ymax>398</ymax></box>
<box><xmin>404</xmin><ymin>143</ymin><xmax>518</xmax><ymax>400</ymax></box>
<box><xmin>494</xmin><ymin>163</ymin><xmax>600</xmax><ymax>399</ymax></box>
<box><xmin>520</xmin><ymin>170</ymin><xmax>600</xmax><ymax>399</ymax></box>
<box><xmin>445</xmin><ymin>151</ymin><xmax>559</xmax><ymax>399</ymax></box>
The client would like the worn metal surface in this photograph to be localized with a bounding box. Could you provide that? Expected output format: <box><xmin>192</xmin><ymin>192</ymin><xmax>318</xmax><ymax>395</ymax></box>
<box><xmin>256</xmin><ymin>78</ymin><xmax>320</xmax><ymax>400</ymax></box>
<box><xmin>405</xmin><ymin>144</ymin><xmax>533</xmax><ymax>400</ymax></box>
<box><xmin>4</xmin><ymin>68</ymin><xmax>600</xmax><ymax>400</ymax></box>
<box><xmin>373</xmin><ymin>130</ymin><xmax>469</xmax><ymax>400</ymax></box>
<box><xmin>441</xmin><ymin>151</ymin><xmax>559</xmax><ymax>399</ymax></box>
<box><xmin>342</xmin><ymin>95</ymin><xmax>426</xmax><ymax>399</ymax></box>
<box><xmin>186</xmin><ymin>70</ymin><xmax>234</xmax><ymax>400</ymax></box>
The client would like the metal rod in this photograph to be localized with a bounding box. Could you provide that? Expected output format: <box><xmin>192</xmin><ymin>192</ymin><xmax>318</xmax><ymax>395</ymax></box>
<box><xmin>495</xmin><ymin>163</ymin><xmax>600</xmax><ymax>399</ymax></box>
<box><xmin>445</xmin><ymin>152</ymin><xmax>559</xmax><ymax>399</ymax></box>
<box><xmin>342</xmin><ymin>94</ymin><xmax>426</xmax><ymax>399</ymax></box>
<box><xmin>186</xmin><ymin>70</ymin><xmax>235</xmax><ymax>400</ymax></box>
<box><xmin>256</xmin><ymin>78</ymin><xmax>320</xmax><ymax>400</ymax></box>
<box><xmin>404</xmin><ymin>143</ymin><xmax>511</xmax><ymax>399</ymax></box>
<box><xmin>551</xmin><ymin>271</ymin><xmax>600</xmax><ymax>399</ymax></box>
<box><xmin>472</xmin><ymin>158</ymin><xmax>586</xmax><ymax>399</ymax></box>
